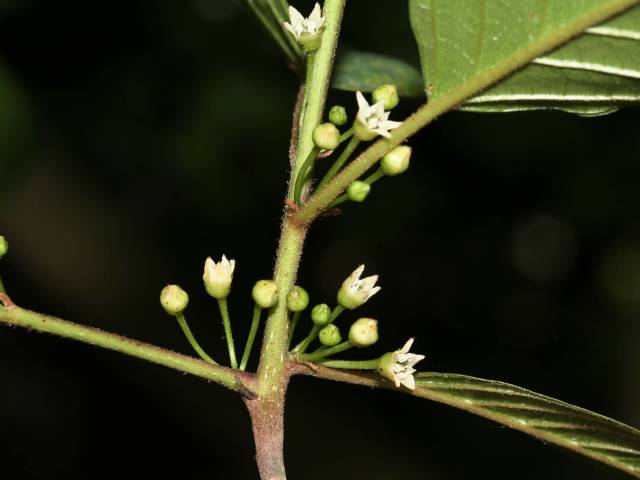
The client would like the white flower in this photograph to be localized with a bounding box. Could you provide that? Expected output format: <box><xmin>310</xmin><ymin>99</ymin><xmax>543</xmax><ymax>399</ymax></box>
<box><xmin>337</xmin><ymin>264</ymin><xmax>381</xmax><ymax>310</ymax></box>
<box><xmin>354</xmin><ymin>91</ymin><xmax>402</xmax><ymax>140</ymax></box>
<box><xmin>377</xmin><ymin>338</ymin><xmax>425</xmax><ymax>390</ymax></box>
<box><xmin>283</xmin><ymin>3</ymin><xmax>325</xmax><ymax>41</ymax></box>
<box><xmin>203</xmin><ymin>255</ymin><xmax>235</xmax><ymax>300</ymax></box>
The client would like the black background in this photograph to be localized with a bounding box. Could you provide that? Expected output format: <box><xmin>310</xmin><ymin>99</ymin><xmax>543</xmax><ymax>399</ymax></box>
<box><xmin>0</xmin><ymin>1</ymin><xmax>639</xmax><ymax>479</ymax></box>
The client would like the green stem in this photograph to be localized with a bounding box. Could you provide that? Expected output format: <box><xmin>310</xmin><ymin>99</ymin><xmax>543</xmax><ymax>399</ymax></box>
<box><xmin>218</xmin><ymin>298</ymin><xmax>238</xmax><ymax>369</ymax></box>
<box><xmin>287</xmin><ymin>0</ymin><xmax>346</xmax><ymax>199</ymax></box>
<box><xmin>317</xmin><ymin>358</ymin><xmax>380</xmax><ymax>369</ymax></box>
<box><xmin>240</xmin><ymin>304</ymin><xmax>263</xmax><ymax>372</ymax></box>
<box><xmin>329</xmin><ymin>304</ymin><xmax>345</xmax><ymax>323</ymax></box>
<box><xmin>315</xmin><ymin>137</ymin><xmax>360</xmax><ymax>192</ymax></box>
<box><xmin>175</xmin><ymin>313</ymin><xmax>217</xmax><ymax>364</ymax></box>
<box><xmin>291</xmin><ymin>325</ymin><xmax>319</xmax><ymax>354</ymax></box>
<box><xmin>294</xmin><ymin>0</ymin><xmax>640</xmax><ymax>223</ymax></box>
<box><xmin>257</xmin><ymin>0</ymin><xmax>347</xmax><ymax>400</ymax></box>
<box><xmin>245</xmin><ymin>1</ymin><xmax>302</xmax><ymax>71</ymax></box>
<box><xmin>298</xmin><ymin>340</ymin><xmax>353</xmax><ymax>362</ymax></box>
<box><xmin>364</xmin><ymin>168</ymin><xmax>384</xmax><ymax>185</ymax></box>
<box><xmin>0</xmin><ymin>305</ymin><xmax>240</xmax><ymax>390</ymax></box>
<box><xmin>0</xmin><ymin>276</ymin><xmax>5</xmax><ymax>294</ymax></box>
<box><xmin>287</xmin><ymin>310</ymin><xmax>302</xmax><ymax>347</ymax></box>
<box><xmin>293</xmin><ymin>146</ymin><xmax>320</xmax><ymax>205</ymax></box>
<box><xmin>339</xmin><ymin>127</ymin><xmax>354</xmax><ymax>143</ymax></box>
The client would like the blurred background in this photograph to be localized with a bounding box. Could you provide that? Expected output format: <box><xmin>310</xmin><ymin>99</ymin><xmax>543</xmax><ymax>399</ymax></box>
<box><xmin>0</xmin><ymin>0</ymin><xmax>639</xmax><ymax>478</ymax></box>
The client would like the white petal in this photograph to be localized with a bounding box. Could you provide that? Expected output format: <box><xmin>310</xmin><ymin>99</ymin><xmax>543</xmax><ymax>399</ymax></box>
<box><xmin>372</xmin><ymin>100</ymin><xmax>386</xmax><ymax>117</ymax></box>
<box><xmin>400</xmin><ymin>374</ymin><xmax>416</xmax><ymax>390</ymax></box>
<box><xmin>283</xmin><ymin>22</ymin><xmax>298</xmax><ymax>38</ymax></box>
<box><xmin>356</xmin><ymin>91</ymin><xmax>370</xmax><ymax>113</ymax></box>
<box><xmin>309</xmin><ymin>3</ymin><xmax>322</xmax><ymax>23</ymax></box>
<box><xmin>360</xmin><ymin>274</ymin><xmax>379</xmax><ymax>290</ymax></box>
<box><xmin>366</xmin><ymin>286</ymin><xmax>381</xmax><ymax>299</ymax></box>
<box><xmin>400</xmin><ymin>338</ymin><xmax>415</xmax><ymax>353</ymax></box>
<box><xmin>375</xmin><ymin>128</ymin><xmax>392</xmax><ymax>138</ymax></box>
<box><xmin>288</xmin><ymin>6</ymin><xmax>305</xmax><ymax>27</ymax></box>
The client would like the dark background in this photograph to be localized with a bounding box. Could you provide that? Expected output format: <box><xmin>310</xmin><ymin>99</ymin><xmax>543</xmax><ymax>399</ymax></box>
<box><xmin>0</xmin><ymin>1</ymin><xmax>638</xmax><ymax>479</ymax></box>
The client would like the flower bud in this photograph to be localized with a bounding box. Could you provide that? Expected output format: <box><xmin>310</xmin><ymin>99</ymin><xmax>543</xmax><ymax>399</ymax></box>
<box><xmin>160</xmin><ymin>285</ymin><xmax>189</xmax><ymax>315</ymax></box>
<box><xmin>313</xmin><ymin>123</ymin><xmax>341</xmax><ymax>150</ymax></box>
<box><xmin>372</xmin><ymin>84</ymin><xmax>400</xmax><ymax>110</ymax></box>
<box><xmin>203</xmin><ymin>255</ymin><xmax>235</xmax><ymax>299</ymax></box>
<box><xmin>347</xmin><ymin>181</ymin><xmax>370</xmax><ymax>203</ymax></box>
<box><xmin>311</xmin><ymin>303</ymin><xmax>331</xmax><ymax>326</ymax></box>
<box><xmin>252</xmin><ymin>280</ymin><xmax>278</xmax><ymax>309</ymax></box>
<box><xmin>319</xmin><ymin>324</ymin><xmax>342</xmax><ymax>347</ymax></box>
<box><xmin>286</xmin><ymin>286</ymin><xmax>309</xmax><ymax>312</ymax></box>
<box><xmin>381</xmin><ymin>146</ymin><xmax>412</xmax><ymax>176</ymax></box>
<box><xmin>0</xmin><ymin>236</ymin><xmax>7</xmax><ymax>259</ymax></box>
<box><xmin>348</xmin><ymin>318</ymin><xmax>379</xmax><ymax>347</ymax></box>
<box><xmin>328</xmin><ymin>105</ymin><xmax>348</xmax><ymax>126</ymax></box>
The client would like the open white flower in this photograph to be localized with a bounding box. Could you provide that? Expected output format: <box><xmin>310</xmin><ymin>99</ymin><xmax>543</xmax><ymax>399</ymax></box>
<box><xmin>354</xmin><ymin>91</ymin><xmax>402</xmax><ymax>140</ymax></box>
<box><xmin>203</xmin><ymin>255</ymin><xmax>235</xmax><ymax>300</ymax></box>
<box><xmin>337</xmin><ymin>264</ymin><xmax>381</xmax><ymax>310</ymax></box>
<box><xmin>283</xmin><ymin>3</ymin><xmax>325</xmax><ymax>41</ymax></box>
<box><xmin>377</xmin><ymin>338</ymin><xmax>425</xmax><ymax>390</ymax></box>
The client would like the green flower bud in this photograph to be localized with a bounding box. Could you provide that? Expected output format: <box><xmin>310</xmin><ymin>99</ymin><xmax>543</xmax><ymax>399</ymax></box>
<box><xmin>347</xmin><ymin>181</ymin><xmax>371</xmax><ymax>203</ymax></box>
<box><xmin>160</xmin><ymin>285</ymin><xmax>189</xmax><ymax>315</ymax></box>
<box><xmin>319</xmin><ymin>324</ymin><xmax>342</xmax><ymax>347</ymax></box>
<box><xmin>328</xmin><ymin>105</ymin><xmax>348</xmax><ymax>126</ymax></box>
<box><xmin>372</xmin><ymin>84</ymin><xmax>400</xmax><ymax>110</ymax></box>
<box><xmin>381</xmin><ymin>146</ymin><xmax>412</xmax><ymax>176</ymax></box>
<box><xmin>313</xmin><ymin>123</ymin><xmax>340</xmax><ymax>150</ymax></box>
<box><xmin>311</xmin><ymin>303</ymin><xmax>331</xmax><ymax>326</ymax></box>
<box><xmin>0</xmin><ymin>236</ymin><xmax>7</xmax><ymax>259</ymax></box>
<box><xmin>252</xmin><ymin>280</ymin><xmax>278</xmax><ymax>309</ymax></box>
<box><xmin>286</xmin><ymin>286</ymin><xmax>309</xmax><ymax>312</ymax></box>
<box><xmin>299</xmin><ymin>31</ymin><xmax>322</xmax><ymax>52</ymax></box>
<box><xmin>348</xmin><ymin>318</ymin><xmax>379</xmax><ymax>347</ymax></box>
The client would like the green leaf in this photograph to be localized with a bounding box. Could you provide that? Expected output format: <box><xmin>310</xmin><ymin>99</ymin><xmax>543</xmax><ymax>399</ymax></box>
<box><xmin>409</xmin><ymin>0</ymin><xmax>640</xmax><ymax>115</ymax></box>
<box><xmin>332</xmin><ymin>50</ymin><xmax>425</xmax><ymax>98</ymax></box>
<box><xmin>415</xmin><ymin>373</ymin><xmax>640</xmax><ymax>477</ymax></box>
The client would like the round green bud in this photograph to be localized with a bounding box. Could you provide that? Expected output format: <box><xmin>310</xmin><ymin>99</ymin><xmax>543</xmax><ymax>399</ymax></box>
<box><xmin>286</xmin><ymin>286</ymin><xmax>309</xmax><ymax>312</ymax></box>
<box><xmin>0</xmin><ymin>236</ymin><xmax>7</xmax><ymax>259</ymax></box>
<box><xmin>319</xmin><ymin>324</ymin><xmax>342</xmax><ymax>347</ymax></box>
<box><xmin>252</xmin><ymin>280</ymin><xmax>278</xmax><ymax>309</ymax></box>
<box><xmin>311</xmin><ymin>303</ymin><xmax>331</xmax><ymax>326</ymax></box>
<box><xmin>328</xmin><ymin>105</ymin><xmax>348</xmax><ymax>126</ymax></box>
<box><xmin>353</xmin><ymin>118</ymin><xmax>379</xmax><ymax>142</ymax></box>
<box><xmin>348</xmin><ymin>318</ymin><xmax>379</xmax><ymax>348</ymax></box>
<box><xmin>372</xmin><ymin>84</ymin><xmax>400</xmax><ymax>110</ymax></box>
<box><xmin>160</xmin><ymin>285</ymin><xmax>189</xmax><ymax>315</ymax></box>
<box><xmin>298</xmin><ymin>31</ymin><xmax>322</xmax><ymax>52</ymax></box>
<box><xmin>313</xmin><ymin>123</ymin><xmax>341</xmax><ymax>151</ymax></box>
<box><xmin>381</xmin><ymin>146</ymin><xmax>412</xmax><ymax>176</ymax></box>
<box><xmin>347</xmin><ymin>181</ymin><xmax>371</xmax><ymax>203</ymax></box>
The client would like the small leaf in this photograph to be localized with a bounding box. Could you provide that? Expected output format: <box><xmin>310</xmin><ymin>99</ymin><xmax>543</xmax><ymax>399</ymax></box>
<box><xmin>414</xmin><ymin>373</ymin><xmax>640</xmax><ymax>477</ymax></box>
<box><xmin>332</xmin><ymin>50</ymin><xmax>425</xmax><ymax>98</ymax></box>
<box><xmin>409</xmin><ymin>0</ymin><xmax>640</xmax><ymax>115</ymax></box>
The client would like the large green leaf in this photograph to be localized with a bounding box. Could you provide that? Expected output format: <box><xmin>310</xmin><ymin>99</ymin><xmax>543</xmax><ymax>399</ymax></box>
<box><xmin>415</xmin><ymin>373</ymin><xmax>640</xmax><ymax>477</ymax></box>
<box><xmin>332</xmin><ymin>50</ymin><xmax>425</xmax><ymax>98</ymax></box>
<box><xmin>410</xmin><ymin>0</ymin><xmax>640</xmax><ymax>114</ymax></box>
